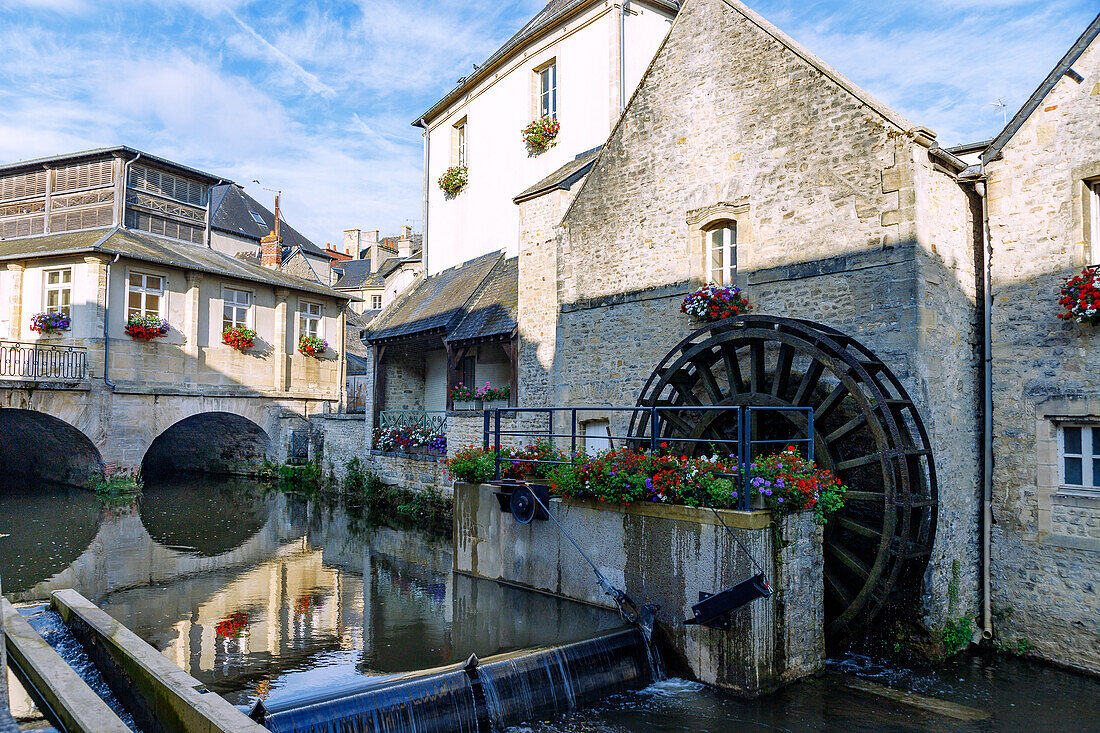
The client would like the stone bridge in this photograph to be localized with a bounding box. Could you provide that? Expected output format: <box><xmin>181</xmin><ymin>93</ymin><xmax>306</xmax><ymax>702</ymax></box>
<box><xmin>0</xmin><ymin>381</ymin><xmax>334</xmax><ymax>485</ymax></box>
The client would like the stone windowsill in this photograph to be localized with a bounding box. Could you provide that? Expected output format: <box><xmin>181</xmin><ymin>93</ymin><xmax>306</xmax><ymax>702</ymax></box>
<box><xmin>371</xmin><ymin>449</ymin><xmax>444</xmax><ymax>462</ymax></box>
<box><xmin>1054</xmin><ymin>487</ymin><xmax>1100</xmax><ymax>505</ymax></box>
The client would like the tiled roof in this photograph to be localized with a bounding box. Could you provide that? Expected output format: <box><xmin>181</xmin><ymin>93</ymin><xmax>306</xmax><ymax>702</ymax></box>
<box><xmin>0</xmin><ymin>227</ymin><xmax>353</xmax><ymax>300</ymax></box>
<box><xmin>210</xmin><ymin>185</ymin><xmax>332</xmax><ymax>260</ymax></box>
<box><xmin>415</xmin><ymin>0</ymin><xmax>679</xmax><ymax>125</ymax></box>
<box><xmin>446</xmin><ymin>256</ymin><xmax>518</xmax><ymax>344</ymax></box>
<box><xmin>367</xmin><ymin>251</ymin><xmax>504</xmax><ymax>343</ymax></box>
<box><xmin>514</xmin><ymin>146</ymin><xmax>602</xmax><ymax>203</ymax></box>
<box><xmin>333</xmin><ymin>259</ymin><xmax>384</xmax><ymax>290</ymax></box>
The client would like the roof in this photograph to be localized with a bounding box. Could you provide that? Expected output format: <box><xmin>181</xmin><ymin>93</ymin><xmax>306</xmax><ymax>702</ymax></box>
<box><xmin>414</xmin><ymin>0</ymin><xmax>679</xmax><ymax>126</ymax></box>
<box><xmin>209</xmin><ymin>185</ymin><xmax>332</xmax><ymax>260</ymax></box>
<box><xmin>367</xmin><ymin>251</ymin><xmax>504</xmax><ymax>343</ymax></box>
<box><xmin>0</xmin><ymin>146</ymin><xmax>225</xmax><ymax>184</ymax></box>
<box><xmin>344</xmin><ymin>311</ymin><xmax>373</xmax><ymax>362</ymax></box>
<box><xmin>333</xmin><ymin>259</ymin><xmax>385</xmax><ymax>290</ymax></box>
<box><xmin>445</xmin><ymin>256</ymin><xmax>518</xmax><ymax>344</ymax></box>
<box><xmin>379</xmin><ymin>233</ymin><xmax>423</xmax><ymax>254</ymax></box>
<box><xmin>514</xmin><ymin>146</ymin><xmax>602</xmax><ymax>203</ymax></box>
<box><xmin>982</xmin><ymin>13</ymin><xmax>1100</xmax><ymax>165</ymax></box>
<box><xmin>378</xmin><ymin>254</ymin><xmax>422</xmax><ymax>278</ymax></box>
<box><xmin>0</xmin><ymin>228</ymin><xmax>353</xmax><ymax>300</ymax></box>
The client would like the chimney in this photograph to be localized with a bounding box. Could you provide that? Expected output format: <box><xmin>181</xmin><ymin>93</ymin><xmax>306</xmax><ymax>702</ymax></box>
<box><xmin>401</xmin><ymin>225</ymin><xmax>412</xmax><ymax>238</ymax></box>
<box><xmin>398</xmin><ymin>232</ymin><xmax>412</xmax><ymax>258</ymax></box>
<box><xmin>343</xmin><ymin>229</ymin><xmax>362</xmax><ymax>258</ymax></box>
<box><xmin>260</xmin><ymin>230</ymin><xmax>282</xmax><ymax>268</ymax></box>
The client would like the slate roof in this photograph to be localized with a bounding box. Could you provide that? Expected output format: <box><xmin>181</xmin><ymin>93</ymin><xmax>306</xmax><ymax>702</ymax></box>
<box><xmin>333</xmin><ymin>259</ymin><xmax>385</xmax><ymax>290</ymax></box>
<box><xmin>0</xmin><ymin>146</ymin><xmax>224</xmax><ymax>183</ymax></box>
<box><xmin>514</xmin><ymin>146</ymin><xmax>602</xmax><ymax>203</ymax></box>
<box><xmin>344</xmin><ymin>310</ymin><xmax>373</xmax><ymax>366</ymax></box>
<box><xmin>378</xmin><ymin>233</ymin><xmax>423</xmax><ymax>254</ymax></box>
<box><xmin>367</xmin><ymin>251</ymin><xmax>504</xmax><ymax>343</ymax></box>
<box><xmin>378</xmin><ymin>254</ymin><xmax>421</xmax><ymax>278</ymax></box>
<box><xmin>982</xmin><ymin>13</ymin><xmax>1100</xmax><ymax>164</ymax></box>
<box><xmin>445</xmin><ymin>256</ymin><xmax>518</xmax><ymax>344</ymax></box>
<box><xmin>209</xmin><ymin>185</ymin><xmax>332</xmax><ymax>260</ymax></box>
<box><xmin>0</xmin><ymin>228</ymin><xmax>352</xmax><ymax>300</ymax></box>
<box><xmin>414</xmin><ymin>0</ymin><xmax>679</xmax><ymax>125</ymax></box>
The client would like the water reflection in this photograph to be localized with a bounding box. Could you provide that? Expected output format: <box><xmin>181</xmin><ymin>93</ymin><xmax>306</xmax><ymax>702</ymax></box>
<box><xmin>2</xmin><ymin>475</ymin><xmax>624</xmax><ymax>708</ymax></box>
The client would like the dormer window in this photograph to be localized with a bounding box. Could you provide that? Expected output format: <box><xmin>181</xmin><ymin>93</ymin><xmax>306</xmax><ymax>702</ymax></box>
<box><xmin>707</xmin><ymin>221</ymin><xmax>737</xmax><ymax>286</ymax></box>
<box><xmin>538</xmin><ymin>62</ymin><xmax>557</xmax><ymax>119</ymax></box>
<box><xmin>250</xmin><ymin>211</ymin><xmax>266</xmax><ymax>226</ymax></box>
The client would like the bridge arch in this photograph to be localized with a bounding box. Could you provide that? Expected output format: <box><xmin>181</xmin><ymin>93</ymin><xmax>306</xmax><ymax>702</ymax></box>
<box><xmin>0</xmin><ymin>408</ymin><xmax>104</xmax><ymax>487</ymax></box>
<box><xmin>141</xmin><ymin>411</ymin><xmax>275</xmax><ymax>477</ymax></box>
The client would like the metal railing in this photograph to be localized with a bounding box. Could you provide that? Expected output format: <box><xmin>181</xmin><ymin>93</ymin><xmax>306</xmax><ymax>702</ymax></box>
<box><xmin>482</xmin><ymin>406</ymin><xmax>813</xmax><ymax>511</ymax></box>
<box><xmin>378</xmin><ymin>410</ymin><xmax>448</xmax><ymax>434</ymax></box>
<box><xmin>0</xmin><ymin>341</ymin><xmax>87</xmax><ymax>381</ymax></box>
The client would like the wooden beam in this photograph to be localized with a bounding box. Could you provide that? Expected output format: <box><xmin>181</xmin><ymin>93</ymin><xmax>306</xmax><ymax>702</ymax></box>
<box><xmin>506</xmin><ymin>337</ymin><xmax>518</xmax><ymax>407</ymax></box>
<box><xmin>373</xmin><ymin>345</ymin><xmax>387</xmax><ymax>425</ymax></box>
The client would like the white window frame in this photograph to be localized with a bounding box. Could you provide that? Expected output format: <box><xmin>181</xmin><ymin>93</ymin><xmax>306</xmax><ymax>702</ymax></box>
<box><xmin>127</xmin><ymin>271</ymin><xmax>165</xmax><ymax>320</ymax></box>
<box><xmin>1089</xmin><ymin>179</ymin><xmax>1100</xmax><ymax>264</ymax></box>
<box><xmin>222</xmin><ymin>287</ymin><xmax>253</xmax><ymax>331</ymax></box>
<box><xmin>455</xmin><ymin>120</ymin><xmax>468</xmax><ymax>168</ymax></box>
<box><xmin>706</xmin><ymin>222</ymin><xmax>737</xmax><ymax>286</ymax></box>
<box><xmin>1059</xmin><ymin>423</ymin><xmax>1100</xmax><ymax>493</ymax></box>
<box><xmin>538</xmin><ymin>62</ymin><xmax>557</xmax><ymax>119</ymax></box>
<box><xmin>43</xmin><ymin>267</ymin><xmax>72</xmax><ymax>320</ymax></box>
<box><xmin>299</xmin><ymin>300</ymin><xmax>323</xmax><ymax>340</ymax></box>
<box><xmin>371</xmin><ymin>294</ymin><xmax>383</xmax><ymax>310</ymax></box>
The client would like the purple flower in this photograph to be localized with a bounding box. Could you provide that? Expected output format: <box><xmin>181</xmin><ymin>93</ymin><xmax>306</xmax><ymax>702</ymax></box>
<box><xmin>645</xmin><ymin>478</ymin><xmax>653</xmax><ymax>490</ymax></box>
<box><xmin>764</xmin><ymin>489</ymin><xmax>772</xmax><ymax>496</ymax></box>
<box><xmin>777</xmin><ymin>497</ymin><xmax>784</xmax><ymax>503</ymax></box>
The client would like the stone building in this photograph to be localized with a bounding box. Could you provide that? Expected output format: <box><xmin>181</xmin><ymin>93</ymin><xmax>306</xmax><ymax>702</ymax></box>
<box><xmin>0</xmin><ymin>147</ymin><xmax>352</xmax><ymax>482</ymax></box>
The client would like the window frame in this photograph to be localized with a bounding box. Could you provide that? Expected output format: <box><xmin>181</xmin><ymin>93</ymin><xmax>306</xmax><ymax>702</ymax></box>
<box><xmin>1059</xmin><ymin>423</ymin><xmax>1100</xmax><ymax>493</ymax></box>
<box><xmin>371</xmin><ymin>294</ymin><xmax>383</xmax><ymax>310</ymax></box>
<box><xmin>298</xmin><ymin>299</ymin><xmax>323</xmax><ymax>341</ymax></box>
<box><xmin>222</xmin><ymin>286</ymin><xmax>254</xmax><ymax>331</ymax></box>
<box><xmin>538</xmin><ymin>61</ymin><xmax>558</xmax><ymax>120</ymax></box>
<box><xmin>43</xmin><ymin>267</ymin><xmax>72</xmax><ymax>321</ymax></box>
<box><xmin>705</xmin><ymin>221</ymin><xmax>737</xmax><ymax>287</ymax></box>
<box><xmin>1089</xmin><ymin>179</ymin><xmax>1100</xmax><ymax>265</ymax></box>
<box><xmin>454</xmin><ymin>119</ymin><xmax>468</xmax><ymax>168</ymax></box>
<box><xmin>127</xmin><ymin>270</ymin><xmax>166</xmax><ymax>320</ymax></box>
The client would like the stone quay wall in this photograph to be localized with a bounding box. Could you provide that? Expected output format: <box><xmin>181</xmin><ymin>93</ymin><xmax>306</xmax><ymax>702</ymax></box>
<box><xmin>370</xmin><ymin>450</ymin><xmax>448</xmax><ymax>496</ymax></box>
<box><xmin>453</xmin><ymin>482</ymin><xmax>823</xmax><ymax>695</ymax></box>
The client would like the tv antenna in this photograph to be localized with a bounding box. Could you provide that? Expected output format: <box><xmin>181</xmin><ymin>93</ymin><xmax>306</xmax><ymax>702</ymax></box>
<box><xmin>990</xmin><ymin>98</ymin><xmax>1008</xmax><ymax>126</ymax></box>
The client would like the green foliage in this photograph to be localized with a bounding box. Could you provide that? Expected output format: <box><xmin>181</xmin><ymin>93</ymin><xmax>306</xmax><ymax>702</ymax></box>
<box><xmin>342</xmin><ymin>457</ymin><xmax>383</xmax><ymax>496</ymax></box>
<box><xmin>445</xmin><ymin>446</ymin><xmax>497</xmax><ymax>484</ymax></box>
<box><xmin>941</xmin><ymin>616</ymin><xmax>973</xmax><ymax>655</ymax></box>
<box><xmin>947</xmin><ymin>558</ymin><xmax>961</xmax><ymax>613</ymax></box>
<box><xmin>357</xmin><ymin>481</ymin><xmax>452</xmax><ymax>537</ymax></box>
<box><xmin>86</xmin><ymin>471</ymin><xmax>142</xmax><ymax>497</ymax></box>
<box><xmin>259</xmin><ymin>460</ymin><xmax>324</xmax><ymax>493</ymax></box>
<box><xmin>994</xmin><ymin>638</ymin><xmax>1034</xmax><ymax>656</ymax></box>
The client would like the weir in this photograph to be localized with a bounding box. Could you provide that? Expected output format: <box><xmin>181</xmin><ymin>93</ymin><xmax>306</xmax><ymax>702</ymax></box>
<box><xmin>252</xmin><ymin>628</ymin><xmax>655</xmax><ymax>733</ymax></box>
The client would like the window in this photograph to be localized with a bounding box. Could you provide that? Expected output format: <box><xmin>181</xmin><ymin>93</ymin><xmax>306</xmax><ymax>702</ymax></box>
<box><xmin>455</xmin><ymin>121</ymin><xmax>468</xmax><ymax>167</ymax></box>
<box><xmin>538</xmin><ymin>62</ymin><xmax>557</xmax><ymax>119</ymax></box>
<box><xmin>1060</xmin><ymin>424</ymin><xmax>1100</xmax><ymax>490</ymax></box>
<box><xmin>299</xmin><ymin>301</ymin><xmax>322</xmax><ymax>339</ymax></box>
<box><xmin>371</xmin><ymin>294</ymin><xmax>383</xmax><ymax>310</ymax></box>
<box><xmin>44</xmin><ymin>268</ymin><xmax>72</xmax><ymax>319</ymax></box>
<box><xmin>223</xmin><ymin>288</ymin><xmax>252</xmax><ymax>330</ymax></box>
<box><xmin>458</xmin><ymin>354</ymin><xmax>476</xmax><ymax>388</ymax></box>
<box><xmin>128</xmin><ymin>272</ymin><xmax>164</xmax><ymax>319</ymax></box>
<box><xmin>249</xmin><ymin>210</ymin><xmax>266</xmax><ymax>226</ymax></box>
<box><xmin>1089</xmin><ymin>180</ymin><xmax>1100</xmax><ymax>264</ymax></box>
<box><xmin>707</xmin><ymin>222</ymin><xmax>737</xmax><ymax>286</ymax></box>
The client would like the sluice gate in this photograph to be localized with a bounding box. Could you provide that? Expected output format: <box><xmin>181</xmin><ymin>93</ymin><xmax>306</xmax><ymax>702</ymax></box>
<box><xmin>252</xmin><ymin>628</ymin><xmax>656</xmax><ymax>733</ymax></box>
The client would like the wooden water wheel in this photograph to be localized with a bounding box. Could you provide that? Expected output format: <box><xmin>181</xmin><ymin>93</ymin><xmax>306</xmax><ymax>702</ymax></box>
<box><xmin>628</xmin><ymin>315</ymin><xmax>937</xmax><ymax>642</ymax></box>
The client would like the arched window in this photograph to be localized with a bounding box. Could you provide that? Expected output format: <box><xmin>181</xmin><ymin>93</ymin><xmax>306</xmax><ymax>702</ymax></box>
<box><xmin>706</xmin><ymin>221</ymin><xmax>737</xmax><ymax>286</ymax></box>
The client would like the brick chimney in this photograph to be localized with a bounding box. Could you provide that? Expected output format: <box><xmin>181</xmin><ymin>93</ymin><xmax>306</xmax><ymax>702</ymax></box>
<box><xmin>260</xmin><ymin>230</ymin><xmax>281</xmax><ymax>268</ymax></box>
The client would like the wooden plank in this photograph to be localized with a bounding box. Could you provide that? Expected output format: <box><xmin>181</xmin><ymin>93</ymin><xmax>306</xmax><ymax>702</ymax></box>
<box><xmin>843</xmin><ymin>678</ymin><xmax>991</xmax><ymax>722</ymax></box>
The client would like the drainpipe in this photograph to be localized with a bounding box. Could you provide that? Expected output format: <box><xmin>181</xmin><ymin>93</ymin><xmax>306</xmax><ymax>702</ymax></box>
<box><xmin>619</xmin><ymin>2</ymin><xmax>628</xmax><ymax>112</ymax></box>
<box><xmin>415</xmin><ymin>117</ymin><xmax>430</xmax><ymax>275</ymax></box>
<box><xmin>976</xmin><ymin>177</ymin><xmax>994</xmax><ymax>641</ymax></box>
<box><xmin>103</xmin><ymin>252</ymin><xmax>121</xmax><ymax>389</ymax></box>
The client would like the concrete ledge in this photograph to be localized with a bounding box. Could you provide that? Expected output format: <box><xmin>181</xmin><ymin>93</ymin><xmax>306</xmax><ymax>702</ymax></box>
<box><xmin>558</xmin><ymin>496</ymin><xmax>772</xmax><ymax>530</ymax></box>
<box><xmin>1</xmin><ymin>600</ymin><xmax>129</xmax><ymax>733</ymax></box>
<box><xmin>371</xmin><ymin>449</ymin><xmax>444</xmax><ymax>462</ymax></box>
<box><xmin>51</xmin><ymin>589</ymin><xmax>267</xmax><ymax>733</ymax></box>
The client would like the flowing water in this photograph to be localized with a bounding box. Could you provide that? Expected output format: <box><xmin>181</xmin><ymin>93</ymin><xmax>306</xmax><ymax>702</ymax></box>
<box><xmin>2</xmin><ymin>475</ymin><xmax>1099</xmax><ymax>731</ymax></box>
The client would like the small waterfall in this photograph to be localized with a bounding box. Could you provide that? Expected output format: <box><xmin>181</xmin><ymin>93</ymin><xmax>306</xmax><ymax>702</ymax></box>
<box><xmin>253</xmin><ymin>628</ymin><xmax>658</xmax><ymax>733</ymax></box>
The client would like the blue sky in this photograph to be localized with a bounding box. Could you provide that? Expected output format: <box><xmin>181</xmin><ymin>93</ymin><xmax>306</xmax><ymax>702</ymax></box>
<box><xmin>0</xmin><ymin>0</ymin><xmax>1096</xmax><ymax>248</ymax></box>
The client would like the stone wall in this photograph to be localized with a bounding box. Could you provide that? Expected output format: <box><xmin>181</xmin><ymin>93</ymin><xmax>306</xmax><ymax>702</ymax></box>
<box><xmin>985</xmin><ymin>36</ymin><xmax>1100</xmax><ymax>672</ymax></box>
<box><xmin>521</xmin><ymin>0</ymin><xmax>982</xmax><ymax>639</ymax></box>
<box><xmin>381</xmin><ymin>345</ymin><xmax>426</xmax><ymax>412</ymax></box>
<box><xmin>370</xmin><ymin>451</ymin><xmax>448</xmax><ymax>496</ymax></box>
<box><xmin>313</xmin><ymin>413</ymin><xmax>367</xmax><ymax>480</ymax></box>
<box><xmin>454</xmin><ymin>482</ymin><xmax>823</xmax><ymax>695</ymax></box>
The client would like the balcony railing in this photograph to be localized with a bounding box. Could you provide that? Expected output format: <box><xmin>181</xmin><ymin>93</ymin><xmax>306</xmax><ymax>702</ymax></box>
<box><xmin>0</xmin><ymin>341</ymin><xmax>88</xmax><ymax>381</ymax></box>
<box><xmin>378</xmin><ymin>410</ymin><xmax>448</xmax><ymax>433</ymax></box>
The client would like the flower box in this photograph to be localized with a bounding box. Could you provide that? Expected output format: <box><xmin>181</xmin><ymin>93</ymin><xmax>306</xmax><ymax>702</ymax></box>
<box><xmin>30</xmin><ymin>311</ymin><xmax>70</xmax><ymax>336</ymax></box>
<box><xmin>124</xmin><ymin>315</ymin><xmax>169</xmax><ymax>341</ymax></box>
<box><xmin>222</xmin><ymin>326</ymin><xmax>257</xmax><ymax>351</ymax></box>
<box><xmin>681</xmin><ymin>284</ymin><xmax>751</xmax><ymax>322</ymax></box>
<box><xmin>484</xmin><ymin>399</ymin><xmax>509</xmax><ymax>412</ymax></box>
<box><xmin>1058</xmin><ymin>266</ymin><xmax>1100</xmax><ymax>326</ymax></box>
<box><xmin>439</xmin><ymin>166</ymin><xmax>468</xmax><ymax>197</ymax></box>
<box><xmin>522</xmin><ymin>116</ymin><xmax>560</xmax><ymax>153</ymax></box>
<box><xmin>298</xmin><ymin>335</ymin><xmax>328</xmax><ymax>356</ymax></box>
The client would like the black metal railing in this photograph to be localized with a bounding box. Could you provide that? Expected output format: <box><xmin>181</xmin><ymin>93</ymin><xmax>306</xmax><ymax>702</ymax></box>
<box><xmin>0</xmin><ymin>341</ymin><xmax>88</xmax><ymax>381</ymax></box>
<box><xmin>482</xmin><ymin>406</ymin><xmax>813</xmax><ymax>511</ymax></box>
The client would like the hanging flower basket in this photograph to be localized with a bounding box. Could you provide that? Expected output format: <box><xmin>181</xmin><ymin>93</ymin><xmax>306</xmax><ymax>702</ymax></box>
<box><xmin>681</xmin><ymin>284</ymin><xmax>752</xmax><ymax>322</ymax></box>
<box><xmin>439</xmin><ymin>165</ymin><xmax>468</xmax><ymax>196</ymax></box>
<box><xmin>222</xmin><ymin>326</ymin><xmax>257</xmax><ymax>351</ymax></box>
<box><xmin>29</xmin><ymin>311</ymin><xmax>70</xmax><ymax>335</ymax></box>
<box><xmin>522</xmin><ymin>116</ymin><xmax>560</xmax><ymax>153</ymax></box>
<box><xmin>1057</xmin><ymin>265</ymin><xmax>1100</xmax><ymax>326</ymax></box>
<box><xmin>298</xmin><ymin>335</ymin><xmax>328</xmax><ymax>356</ymax></box>
<box><xmin>124</xmin><ymin>314</ymin><xmax>169</xmax><ymax>341</ymax></box>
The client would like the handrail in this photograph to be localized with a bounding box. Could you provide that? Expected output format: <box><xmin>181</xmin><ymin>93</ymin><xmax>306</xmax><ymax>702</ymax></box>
<box><xmin>378</xmin><ymin>410</ymin><xmax>448</xmax><ymax>433</ymax></box>
<box><xmin>482</xmin><ymin>405</ymin><xmax>813</xmax><ymax>512</ymax></box>
<box><xmin>0</xmin><ymin>340</ymin><xmax>88</xmax><ymax>381</ymax></box>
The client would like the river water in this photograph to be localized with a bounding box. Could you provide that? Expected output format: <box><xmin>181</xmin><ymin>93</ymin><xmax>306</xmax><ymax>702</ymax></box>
<box><xmin>2</xmin><ymin>475</ymin><xmax>1098</xmax><ymax>731</ymax></box>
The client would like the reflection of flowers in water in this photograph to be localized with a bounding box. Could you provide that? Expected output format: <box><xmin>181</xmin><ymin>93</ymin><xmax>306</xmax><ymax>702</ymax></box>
<box><xmin>215</xmin><ymin>612</ymin><xmax>249</xmax><ymax>638</ymax></box>
<box><xmin>294</xmin><ymin>594</ymin><xmax>321</xmax><ymax>616</ymax></box>
<box><xmin>371</xmin><ymin>565</ymin><xmax>447</xmax><ymax>606</ymax></box>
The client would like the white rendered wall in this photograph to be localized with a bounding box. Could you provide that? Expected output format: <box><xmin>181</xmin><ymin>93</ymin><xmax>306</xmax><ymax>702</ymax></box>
<box><xmin>424</xmin><ymin>349</ymin><xmax>448</xmax><ymax>412</ymax></box>
<box><xmin>424</xmin><ymin>2</ymin><xmax>673</xmax><ymax>274</ymax></box>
